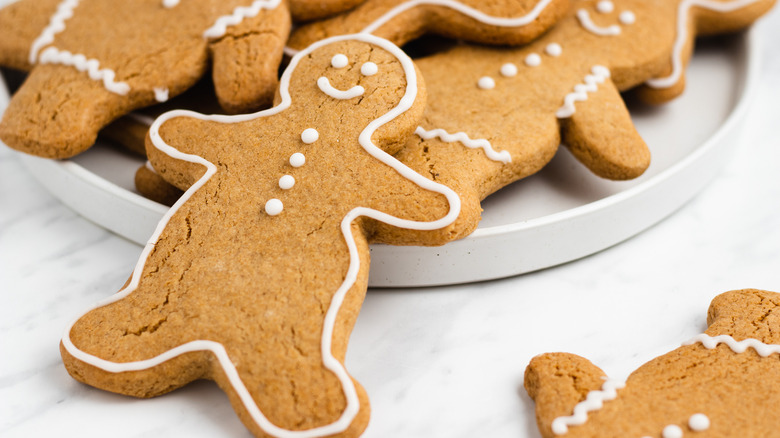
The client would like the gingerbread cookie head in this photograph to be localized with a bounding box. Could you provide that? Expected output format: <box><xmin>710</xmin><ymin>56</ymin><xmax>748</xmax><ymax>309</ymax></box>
<box><xmin>60</xmin><ymin>34</ymin><xmax>460</xmax><ymax>438</ymax></box>
<box><xmin>288</xmin><ymin>0</ymin><xmax>571</xmax><ymax>51</ymax></box>
<box><xmin>525</xmin><ymin>289</ymin><xmax>780</xmax><ymax>437</ymax></box>
<box><xmin>0</xmin><ymin>0</ymin><xmax>291</xmax><ymax>159</ymax></box>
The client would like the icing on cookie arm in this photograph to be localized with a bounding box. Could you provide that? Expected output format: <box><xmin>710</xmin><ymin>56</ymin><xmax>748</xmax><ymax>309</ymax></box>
<box><xmin>558</xmin><ymin>68</ymin><xmax>650</xmax><ymax>180</ymax></box>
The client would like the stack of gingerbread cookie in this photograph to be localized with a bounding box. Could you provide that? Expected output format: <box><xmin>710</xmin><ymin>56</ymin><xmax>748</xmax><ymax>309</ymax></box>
<box><xmin>0</xmin><ymin>1</ymin><xmax>776</xmax><ymax>437</ymax></box>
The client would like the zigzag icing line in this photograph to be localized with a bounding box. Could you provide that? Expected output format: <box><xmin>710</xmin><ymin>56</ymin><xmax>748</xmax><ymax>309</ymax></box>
<box><xmin>203</xmin><ymin>0</ymin><xmax>282</xmax><ymax>39</ymax></box>
<box><xmin>415</xmin><ymin>127</ymin><xmax>511</xmax><ymax>163</ymax></box>
<box><xmin>550</xmin><ymin>377</ymin><xmax>626</xmax><ymax>435</ymax></box>
<box><xmin>684</xmin><ymin>333</ymin><xmax>780</xmax><ymax>357</ymax></box>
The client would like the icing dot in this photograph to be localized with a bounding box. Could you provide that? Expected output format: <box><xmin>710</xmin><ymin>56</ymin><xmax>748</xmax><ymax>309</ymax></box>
<box><xmin>361</xmin><ymin>62</ymin><xmax>378</xmax><ymax>76</ymax></box>
<box><xmin>545</xmin><ymin>43</ymin><xmax>562</xmax><ymax>57</ymax></box>
<box><xmin>279</xmin><ymin>175</ymin><xmax>295</xmax><ymax>190</ymax></box>
<box><xmin>662</xmin><ymin>425</ymin><xmax>683</xmax><ymax>438</ymax></box>
<box><xmin>289</xmin><ymin>153</ymin><xmax>306</xmax><ymax>167</ymax></box>
<box><xmin>331</xmin><ymin>54</ymin><xmax>348</xmax><ymax>68</ymax></box>
<box><xmin>689</xmin><ymin>414</ymin><xmax>710</xmax><ymax>431</ymax></box>
<box><xmin>162</xmin><ymin>0</ymin><xmax>180</xmax><ymax>7</ymax></box>
<box><xmin>619</xmin><ymin>10</ymin><xmax>636</xmax><ymax>24</ymax></box>
<box><xmin>301</xmin><ymin>128</ymin><xmax>319</xmax><ymax>144</ymax></box>
<box><xmin>477</xmin><ymin>76</ymin><xmax>495</xmax><ymax>89</ymax></box>
<box><xmin>153</xmin><ymin>87</ymin><xmax>169</xmax><ymax>102</ymax></box>
<box><xmin>525</xmin><ymin>53</ymin><xmax>541</xmax><ymax>67</ymax></box>
<box><xmin>265</xmin><ymin>199</ymin><xmax>283</xmax><ymax>216</ymax></box>
<box><xmin>597</xmin><ymin>0</ymin><xmax>614</xmax><ymax>13</ymax></box>
<box><xmin>500</xmin><ymin>63</ymin><xmax>518</xmax><ymax>77</ymax></box>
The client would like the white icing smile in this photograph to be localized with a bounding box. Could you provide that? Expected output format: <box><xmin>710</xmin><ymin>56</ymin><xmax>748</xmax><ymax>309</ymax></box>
<box><xmin>317</xmin><ymin>77</ymin><xmax>365</xmax><ymax>99</ymax></box>
<box><xmin>576</xmin><ymin>1</ymin><xmax>635</xmax><ymax>37</ymax></box>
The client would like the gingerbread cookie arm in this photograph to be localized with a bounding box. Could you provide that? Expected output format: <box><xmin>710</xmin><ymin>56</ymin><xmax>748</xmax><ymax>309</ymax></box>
<box><xmin>287</xmin><ymin>0</ymin><xmax>570</xmax><ymax>50</ymax></box>
<box><xmin>638</xmin><ymin>0</ymin><xmax>776</xmax><ymax>104</ymax></box>
<box><xmin>706</xmin><ymin>288</ymin><xmax>780</xmax><ymax>342</ymax></box>
<box><xmin>525</xmin><ymin>353</ymin><xmax>617</xmax><ymax>437</ymax></box>
<box><xmin>209</xmin><ymin>1</ymin><xmax>291</xmax><ymax>113</ymax></box>
<box><xmin>559</xmin><ymin>74</ymin><xmax>650</xmax><ymax>180</ymax></box>
<box><xmin>0</xmin><ymin>0</ymin><xmax>60</xmax><ymax>71</ymax></box>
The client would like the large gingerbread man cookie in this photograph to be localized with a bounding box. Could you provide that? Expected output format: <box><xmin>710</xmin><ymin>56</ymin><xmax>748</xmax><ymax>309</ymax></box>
<box><xmin>0</xmin><ymin>0</ymin><xmax>290</xmax><ymax>158</ymax></box>
<box><xmin>60</xmin><ymin>34</ymin><xmax>460</xmax><ymax>438</ymax></box>
<box><xmin>525</xmin><ymin>289</ymin><xmax>780</xmax><ymax>437</ymax></box>
<box><xmin>395</xmin><ymin>0</ymin><xmax>775</xmax><ymax>239</ymax></box>
<box><xmin>287</xmin><ymin>0</ymin><xmax>570</xmax><ymax>51</ymax></box>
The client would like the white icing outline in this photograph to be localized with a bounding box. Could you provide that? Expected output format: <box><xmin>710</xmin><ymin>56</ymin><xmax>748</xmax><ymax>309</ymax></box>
<box><xmin>38</xmin><ymin>47</ymin><xmax>130</xmax><ymax>95</ymax></box>
<box><xmin>28</xmin><ymin>0</ymin><xmax>79</xmax><ymax>64</ymax></box>
<box><xmin>317</xmin><ymin>77</ymin><xmax>365</xmax><ymax>99</ymax></box>
<box><xmin>550</xmin><ymin>377</ymin><xmax>625</xmax><ymax>435</ymax></box>
<box><xmin>61</xmin><ymin>33</ymin><xmax>461</xmax><ymax>438</ymax></box>
<box><xmin>203</xmin><ymin>0</ymin><xmax>282</xmax><ymax>39</ymax></box>
<box><xmin>576</xmin><ymin>9</ymin><xmax>621</xmax><ymax>36</ymax></box>
<box><xmin>683</xmin><ymin>333</ymin><xmax>780</xmax><ymax>357</ymax></box>
<box><xmin>415</xmin><ymin>127</ymin><xmax>511</xmax><ymax>163</ymax></box>
<box><xmin>646</xmin><ymin>0</ymin><xmax>764</xmax><ymax>88</ymax></box>
<box><xmin>555</xmin><ymin>65</ymin><xmax>611</xmax><ymax>119</ymax></box>
<box><xmin>283</xmin><ymin>0</ymin><xmax>556</xmax><ymax>57</ymax></box>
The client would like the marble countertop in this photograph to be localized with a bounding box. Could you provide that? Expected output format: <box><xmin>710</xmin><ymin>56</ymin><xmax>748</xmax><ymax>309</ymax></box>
<box><xmin>2</xmin><ymin>8</ymin><xmax>779</xmax><ymax>438</ymax></box>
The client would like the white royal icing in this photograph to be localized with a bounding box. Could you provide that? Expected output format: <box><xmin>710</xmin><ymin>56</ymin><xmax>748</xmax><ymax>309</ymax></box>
<box><xmin>646</xmin><ymin>0</ymin><xmax>763</xmax><ymax>88</ymax></box>
<box><xmin>289</xmin><ymin>152</ymin><xmax>306</xmax><ymax>167</ymax></box>
<box><xmin>477</xmin><ymin>76</ymin><xmax>495</xmax><ymax>89</ymax></box>
<box><xmin>500</xmin><ymin>63</ymin><xmax>518</xmax><ymax>77</ymax></box>
<box><xmin>61</xmin><ymin>34</ymin><xmax>460</xmax><ymax>438</ymax></box>
<box><xmin>415</xmin><ymin>127</ymin><xmax>512</xmax><ymax>164</ymax></box>
<box><xmin>619</xmin><ymin>10</ymin><xmax>636</xmax><ymax>25</ymax></box>
<box><xmin>29</xmin><ymin>0</ymin><xmax>79</xmax><ymax>64</ymax></box>
<box><xmin>688</xmin><ymin>413</ymin><xmax>710</xmax><ymax>431</ymax></box>
<box><xmin>162</xmin><ymin>0</ymin><xmax>180</xmax><ymax>7</ymax></box>
<box><xmin>154</xmin><ymin>87</ymin><xmax>170</xmax><ymax>102</ymax></box>
<box><xmin>576</xmin><ymin>8</ymin><xmax>621</xmax><ymax>36</ymax></box>
<box><xmin>360</xmin><ymin>62</ymin><xmax>378</xmax><ymax>76</ymax></box>
<box><xmin>203</xmin><ymin>0</ymin><xmax>282</xmax><ymax>39</ymax></box>
<box><xmin>317</xmin><ymin>77</ymin><xmax>365</xmax><ymax>99</ymax></box>
<box><xmin>683</xmin><ymin>333</ymin><xmax>780</xmax><ymax>357</ymax></box>
<box><xmin>331</xmin><ymin>54</ymin><xmax>349</xmax><ymax>68</ymax></box>
<box><xmin>556</xmin><ymin>65</ymin><xmax>611</xmax><ymax>119</ymax></box>
<box><xmin>551</xmin><ymin>377</ymin><xmax>626</xmax><ymax>435</ymax></box>
<box><xmin>38</xmin><ymin>47</ymin><xmax>130</xmax><ymax>95</ymax></box>
<box><xmin>662</xmin><ymin>424</ymin><xmax>684</xmax><ymax>438</ymax></box>
<box><xmin>301</xmin><ymin>128</ymin><xmax>319</xmax><ymax>144</ymax></box>
<box><xmin>596</xmin><ymin>1</ymin><xmax>614</xmax><ymax>13</ymax></box>
<box><xmin>545</xmin><ymin>43</ymin><xmax>562</xmax><ymax>57</ymax></box>
<box><xmin>525</xmin><ymin>53</ymin><xmax>542</xmax><ymax>67</ymax></box>
<box><xmin>265</xmin><ymin>198</ymin><xmax>283</xmax><ymax>215</ymax></box>
<box><xmin>278</xmin><ymin>175</ymin><xmax>295</xmax><ymax>189</ymax></box>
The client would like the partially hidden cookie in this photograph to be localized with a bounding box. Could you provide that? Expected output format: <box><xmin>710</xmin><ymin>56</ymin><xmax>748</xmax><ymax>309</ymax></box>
<box><xmin>287</xmin><ymin>0</ymin><xmax>571</xmax><ymax>51</ymax></box>
<box><xmin>525</xmin><ymin>288</ymin><xmax>780</xmax><ymax>437</ymax></box>
<box><xmin>0</xmin><ymin>0</ymin><xmax>291</xmax><ymax>159</ymax></box>
<box><xmin>290</xmin><ymin>0</ymin><xmax>367</xmax><ymax>22</ymax></box>
<box><xmin>394</xmin><ymin>0</ymin><xmax>775</xmax><ymax>239</ymax></box>
<box><xmin>135</xmin><ymin>161</ymin><xmax>185</xmax><ymax>206</ymax></box>
<box><xmin>60</xmin><ymin>34</ymin><xmax>461</xmax><ymax>438</ymax></box>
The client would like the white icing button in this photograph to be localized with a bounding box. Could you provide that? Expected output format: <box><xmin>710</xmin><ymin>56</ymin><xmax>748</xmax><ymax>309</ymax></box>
<box><xmin>619</xmin><ymin>10</ymin><xmax>636</xmax><ymax>24</ymax></box>
<box><xmin>477</xmin><ymin>76</ymin><xmax>495</xmax><ymax>89</ymax></box>
<box><xmin>153</xmin><ymin>87</ymin><xmax>169</xmax><ymax>102</ymax></box>
<box><xmin>279</xmin><ymin>175</ymin><xmax>295</xmax><ymax>190</ymax></box>
<box><xmin>265</xmin><ymin>199</ymin><xmax>283</xmax><ymax>216</ymax></box>
<box><xmin>688</xmin><ymin>413</ymin><xmax>710</xmax><ymax>431</ymax></box>
<box><xmin>525</xmin><ymin>53</ymin><xmax>542</xmax><ymax>67</ymax></box>
<box><xmin>597</xmin><ymin>0</ymin><xmax>614</xmax><ymax>13</ymax></box>
<box><xmin>289</xmin><ymin>152</ymin><xmax>306</xmax><ymax>167</ymax></box>
<box><xmin>331</xmin><ymin>54</ymin><xmax>348</xmax><ymax>68</ymax></box>
<box><xmin>662</xmin><ymin>425</ymin><xmax>684</xmax><ymax>438</ymax></box>
<box><xmin>301</xmin><ymin>128</ymin><xmax>319</xmax><ymax>144</ymax></box>
<box><xmin>360</xmin><ymin>62</ymin><xmax>378</xmax><ymax>76</ymax></box>
<box><xmin>500</xmin><ymin>63</ymin><xmax>518</xmax><ymax>77</ymax></box>
<box><xmin>162</xmin><ymin>0</ymin><xmax>180</xmax><ymax>7</ymax></box>
<box><xmin>545</xmin><ymin>43</ymin><xmax>562</xmax><ymax>57</ymax></box>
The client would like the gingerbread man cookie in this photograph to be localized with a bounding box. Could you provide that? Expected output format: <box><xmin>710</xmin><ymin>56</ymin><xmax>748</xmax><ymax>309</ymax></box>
<box><xmin>287</xmin><ymin>0</ymin><xmax>570</xmax><ymax>51</ymax></box>
<box><xmin>525</xmin><ymin>289</ymin><xmax>780</xmax><ymax>437</ymax></box>
<box><xmin>60</xmin><ymin>34</ymin><xmax>460</xmax><ymax>438</ymax></box>
<box><xmin>0</xmin><ymin>0</ymin><xmax>290</xmax><ymax>158</ymax></box>
<box><xmin>395</xmin><ymin>0</ymin><xmax>775</xmax><ymax>239</ymax></box>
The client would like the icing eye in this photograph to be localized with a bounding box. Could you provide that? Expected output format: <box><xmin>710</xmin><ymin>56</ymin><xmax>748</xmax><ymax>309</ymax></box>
<box><xmin>619</xmin><ymin>11</ymin><xmax>636</xmax><ymax>24</ymax></box>
<box><xmin>331</xmin><ymin>54</ymin><xmax>348</xmax><ymax>68</ymax></box>
<box><xmin>596</xmin><ymin>0</ymin><xmax>614</xmax><ymax>13</ymax></box>
<box><xmin>360</xmin><ymin>62</ymin><xmax>378</xmax><ymax>76</ymax></box>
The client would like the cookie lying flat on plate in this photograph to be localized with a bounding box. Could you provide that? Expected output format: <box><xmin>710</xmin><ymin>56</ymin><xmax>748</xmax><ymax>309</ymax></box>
<box><xmin>395</xmin><ymin>0</ymin><xmax>775</xmax><ymax>239</ymax></box>
<box><xmin>287</xmin><ymin>0</ymin><xmax>570</xmax><ymax>51</ymax></box>
<box><xmin>0</xmin><ymin>0</ymin><xmax>290</xmax><ymax>159</ymax></box>
<box><xmin>60</xmin><ymin>34</ymin><xmax>460</xmax><ymax>438</ymax></box>
<box><xmin>525</xmin><ymin>289</ymin><xmax>780</xmax><ymax>437</ymax></box>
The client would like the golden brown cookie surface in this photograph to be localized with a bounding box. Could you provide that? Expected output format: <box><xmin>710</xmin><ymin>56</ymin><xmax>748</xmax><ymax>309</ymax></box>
<box><xmin>525</xmin><ymin>289</ymin><xmax>780</xmax><ymax>437</ymax></box>
<box><xmin>0</xmin><ymin>0</ymin><xmax>290</xmax><ymax>158</ymax></box>
<box><xmin>60</xmin><ymin>34</ymin><xmax>460</xmax><ymax>438</ymax></box>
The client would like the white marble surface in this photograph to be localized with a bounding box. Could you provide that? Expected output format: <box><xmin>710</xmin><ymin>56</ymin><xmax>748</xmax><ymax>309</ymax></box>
<box><xmin>2</xmin><ymin>8</ymin><xmax>780</xmax><ymax>438</ymax></box>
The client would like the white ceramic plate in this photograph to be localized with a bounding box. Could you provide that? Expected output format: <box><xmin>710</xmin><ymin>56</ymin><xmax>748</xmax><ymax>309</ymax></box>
<box><xmin>7</xmin><ymin>30</ymin><xmax>757</xmax><ymax>287</ymax></box>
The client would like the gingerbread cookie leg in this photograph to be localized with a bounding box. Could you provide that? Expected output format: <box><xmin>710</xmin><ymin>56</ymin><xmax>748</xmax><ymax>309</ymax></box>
<box><xmin>558</xmin><ymin>69</ymin><xmax>650</xmax><ymax>180</ymax></box>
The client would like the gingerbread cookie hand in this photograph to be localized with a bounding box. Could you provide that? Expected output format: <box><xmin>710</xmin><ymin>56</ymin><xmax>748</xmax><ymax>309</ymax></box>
<box><xmin>0</xmin><ymin>0</ymin><xmax>290</xmax><ymax>159</ymax></box>
<box><xmin>61</xmin><ymin>34</ymin><xmax>460</xmax><ymax>438</ymax></box>
<box><xmin>525</xmin><ymin>289</ymin><xmax>780</xmax><ymax>437</ymax></box>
